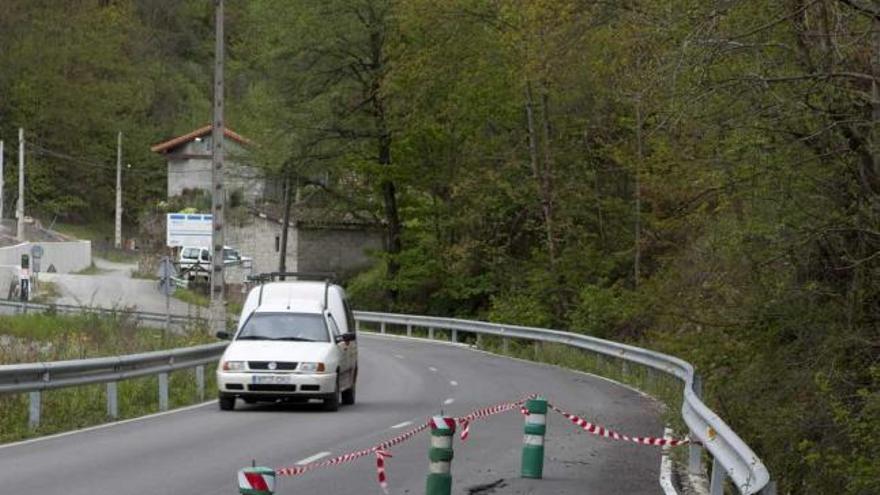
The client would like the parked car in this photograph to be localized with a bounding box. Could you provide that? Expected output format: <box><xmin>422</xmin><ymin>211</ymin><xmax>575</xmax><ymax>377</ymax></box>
<box><xmin>215</xmin><ymin>278</ymin><xmax>358</xmax><ymax>411</ymax></box>
<box><xmin>178</xmin><ymin>246</ymin><xmax>252</xmax><ymax>278</ymax></box>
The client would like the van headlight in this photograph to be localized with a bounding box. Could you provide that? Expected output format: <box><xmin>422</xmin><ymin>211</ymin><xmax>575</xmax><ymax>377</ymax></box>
<box><xmin>222</xmin><ymin>361</ymin><xmax>246</xmax><ymax>371</ymax></box>
<box><xmin>298</xmin><ymin>362</ymin><xmax>325</xmax><ymax>373</ymax></box>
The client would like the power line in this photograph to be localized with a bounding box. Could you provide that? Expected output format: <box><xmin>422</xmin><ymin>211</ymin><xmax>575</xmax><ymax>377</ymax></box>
<box><xmin>26</xmin><ymin>143</ymin><xmax>269</xmax><ymax>180</ymax></box>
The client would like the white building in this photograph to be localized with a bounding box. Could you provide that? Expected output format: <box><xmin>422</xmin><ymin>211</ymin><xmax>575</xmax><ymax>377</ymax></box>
<box><xmin>150</xmin><ymin>125</ymin><xmax>268</xmax><ymax>205</ymax></box>
<box><xmin>151</xmin><ymin>126</ymin><xmax>383</xmax><ymax>281</ymax></box>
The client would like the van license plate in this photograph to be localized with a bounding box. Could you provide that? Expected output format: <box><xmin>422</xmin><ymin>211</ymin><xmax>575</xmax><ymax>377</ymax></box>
<box><xmin>253</xmin><ymin>375</ymin><xmax>290</xmax><ymax>385</ymax></box>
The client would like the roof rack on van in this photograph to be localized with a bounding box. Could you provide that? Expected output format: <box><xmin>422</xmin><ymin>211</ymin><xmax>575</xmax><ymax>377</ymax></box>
<box><xmin>246</xmin><ymin>272</ymin><xmax>338</xmax><ymax>309</ymax></box>
<box><xmin>246</xmin><ymin>271</ymin><xmax>336</xmax><ymax>283</ymax></box>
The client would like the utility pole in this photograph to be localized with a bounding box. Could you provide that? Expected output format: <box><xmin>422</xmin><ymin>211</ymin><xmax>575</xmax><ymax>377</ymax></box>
<box><xmin>115</xmin><ymin>131</ymin><xmax>122</xmax><ymax>249</ymax></box>
<box><xmin>0</xmin><ymin>139</ymin><xmax>4</xmax><ymax>222</ymax></box>
<box><xmin>17</xmin><ymin>128</ymin><xmax>24</xmax><ymax>241</ymax></box>
<box><xmin>210</xmin><ymin>0</ymin><xmax>226</xmax><ymax>334</ymax></box>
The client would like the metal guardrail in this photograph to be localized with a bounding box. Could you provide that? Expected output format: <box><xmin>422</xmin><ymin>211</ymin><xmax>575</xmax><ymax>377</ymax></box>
<box><xmin>0</xmin><ymin>343</ymin><xmax>227</xmax><ymax>395</ymax></box>
<box><xmin>0</xmin><ymin>299</ymin><xmax>202</xmax><ymax>327</ymax></box>
<box><xmin>0</xmin><ymin>306</ymin><xmax>771</xmax><ymax>494</ymax></box>
<box><xmin>353</xmin><ymin>312</ymin><xmax>773</xmax><ymax>495</ymax></box>
<box><xmin>0</xmin><ymin>342</ymin><xmax>226</xmax><ymax>428</ymax></box>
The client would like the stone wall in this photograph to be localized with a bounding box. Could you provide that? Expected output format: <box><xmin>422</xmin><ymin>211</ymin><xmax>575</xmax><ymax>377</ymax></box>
<box><xmin>226</xmin><ymin>213</ymin><xmax>382</xmax><ymax>279</ymax></box>
<box><xmin>225</xmin><ymin>214</ymin><xmax>297</xmax><ymax>277</ymax></box>
<box><xmin>296</xmin><ymin>226</ymin><xmax>383</xmax><ymax>277</ymax></box>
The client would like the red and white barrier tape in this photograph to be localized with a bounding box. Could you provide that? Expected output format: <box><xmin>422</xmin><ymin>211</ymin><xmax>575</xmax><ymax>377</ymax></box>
<box><xmin>456</xmin><ymin>394</ymin><xmax>535</xmax><ymax>441</ymax></box>
<box><xmin>274</xmin><ymin>394</ymin><xmax>539</xmax><ymax>492</ymax></box>
<box><xmin>276</xmin><ymin>420</ymin><xmax>430</xmax><ymax>492</ymax></box>
<box><xmin>549</xmin><ymin>402</ymin><xmax>689</xmax><ymax>447</ymax></box>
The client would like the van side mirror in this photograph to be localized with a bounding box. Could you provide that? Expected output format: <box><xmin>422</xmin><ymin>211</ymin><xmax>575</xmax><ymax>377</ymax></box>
<box><xmin>216</xmin><ymin>331</ymin><xmax>231</xmax><ymax>340</ymax></box>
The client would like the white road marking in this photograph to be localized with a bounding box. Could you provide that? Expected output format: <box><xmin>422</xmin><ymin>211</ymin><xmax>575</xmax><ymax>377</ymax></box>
<box><xmin>0</xmin><ymin>400</ymin><xmax>217</xmax><ymax>451</ymax></box>
<box><xmin>394</xmin><ymin>354</ymin><xmax>404</xmax><ymax>359</ymax></box>
<box><xmin>428</xmin><ymin>366</ymin><xmax>438</xmax><ymax>372</ymax></box>
<box><xmin>443</xmin><ymin>398</ymin><xmax>455</xmax><ymax>405</ymax></box>
<box><xmin>297</xmin><ymin>451</ymin><xmax>331</xmax><ymax>465</ymax></box>
<box><xmin>390</xmin><ymin>421</ymin><xmax>412</xmax><ymax>429</ymax></box>
<box><xmin>449</xmin><ymin>380</ymin><xmax>458</xmax><ymax>386</ymax></box>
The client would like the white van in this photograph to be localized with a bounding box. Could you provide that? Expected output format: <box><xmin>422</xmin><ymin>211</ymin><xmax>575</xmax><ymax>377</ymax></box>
<box><xmin>215</xmin><ymin>278</ymin><xmax>358</xmax><ymax>411</ymax></box>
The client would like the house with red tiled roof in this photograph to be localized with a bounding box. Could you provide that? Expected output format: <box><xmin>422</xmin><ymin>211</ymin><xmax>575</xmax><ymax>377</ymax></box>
<box><xmin>150</xmin><ymin>125</ymin><xmax>271</xmax><ymax>205</ymax></box>
<box><xmin>150</xmin><ymin>125</ymin><xmax>383</xmax><ymax>279</ymax></box>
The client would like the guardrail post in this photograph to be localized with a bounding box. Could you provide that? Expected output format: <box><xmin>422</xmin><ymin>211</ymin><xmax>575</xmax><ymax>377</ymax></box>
<box><xmin>426</xmin><ymin>416</ymin><xmax>455</xmax><ymax>495</ymax></box>
<box><xmin>355</xmin><ymin>319</ymin><xmax>361</xmax><ymax>332</ymax></box>
<box><xmin>533</xmin><ymin>341</ymin><xmax>541</xmax><ymax>360</ymax></box>
<box><xmin>688</xmin><ymin>374</ymin><xmax>704</xmax><ymax>475</ymax></box>
<box><xmin>521</xmin><ymin>397</ymin><xmax>547</xmax><ymax>478</ymax></box>
<box><xmin>428</xmin><ymin>327</ymin><xmax>435</xmax><ymax>339</ymax></box>
<box><xmin>380</xmin><ymin>321</ymin><xmax>386</xmax><ymax>335</ymax></box>
<box><xmin>709</xmin><ymin>457</ymin><xmax>726</xmax><ymax>495</ymax></box>
<box><xmin>28</xmin><ymin>391</ymin><xmax>41</xmax><ymax>429</ymax></box>
<box><xmin>475</xmin><ymin>333</ymin><xmax>482</xmax><ymax>348</ymax></box>
<box><xmin>407</xmin><ymin>324</ymin><xmax>412</xmax><ymax>337</ymax></box>
<box><xmin>502</xmin><ymin>337</ymin><xmax>510</xmax><ymax>354</ymax></box>
<box><xmin>158</xmin><ymin>372</ymin><xmax>169</xmax><ymax>411</ymax></box>
<box><xmin>451</xmin><ymin>328</ymin><xmax>457</xmax><ymax>343</ymax></box>
<box><xmin>196</xmin><ymin>365</ymin><xmax>205</xmax><ymax>401</ymax></box>
<box><xmin>107</xmin><ymin>382</ymin><xmax>118</xmax><ymax>419</ymax></box>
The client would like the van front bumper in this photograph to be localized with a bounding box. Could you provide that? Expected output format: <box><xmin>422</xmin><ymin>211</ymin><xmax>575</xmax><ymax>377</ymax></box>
<box><xmin>217</xmin><ymin>371</ymin><xmax>337</xmax><ymax>398</ymax></box>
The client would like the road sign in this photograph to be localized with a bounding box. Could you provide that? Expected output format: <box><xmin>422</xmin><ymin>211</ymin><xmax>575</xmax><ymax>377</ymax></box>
<box><xmin>166</xmin><ymin>213</ymin><xmax>212</xmax><ymax>248</ymax></box>
<box><xmin>159</xmin><ymin>257</ymin><xmax>176</xmax><ymax>296</ymax></box>
<box><xmin>31</xmin><ymin>244</ymin><xmax>44</xmax><ymax>259</ymax></box>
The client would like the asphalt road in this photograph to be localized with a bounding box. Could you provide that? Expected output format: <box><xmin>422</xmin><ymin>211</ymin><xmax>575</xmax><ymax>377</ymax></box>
<box><xmin>41</xmin><ymin>258</ymin><xmax>195</xmax><ymax>315</ymax></box>
<box><xmin>0</xmin><ymin>334</ymin><xmax>665</xmax><ymax>495</ymax></box>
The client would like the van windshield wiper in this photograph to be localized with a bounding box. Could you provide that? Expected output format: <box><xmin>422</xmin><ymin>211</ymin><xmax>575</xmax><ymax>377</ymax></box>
<box><xmin>236</xmin><ymin>335</ymin><xmax>271</xmax><ymax>340</ymax></box>
<box><xmin>273</xmin><ymin>337</ymin><xmax>319</xmax><ymax>342</ymax></box>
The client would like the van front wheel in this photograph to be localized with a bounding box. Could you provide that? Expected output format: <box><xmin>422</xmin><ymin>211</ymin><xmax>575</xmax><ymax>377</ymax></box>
<box><xmin>342</xmin><ymin>370</ymin><xmax>356</xmax><ymax>405</ymax></box>
<box><xmin>323</xmin><ymin>379</ymin><xmax>341</xmax><ymax>412</ymax></box>
<box><xmin>219</xmin><ymin>395</ymin><xmax>235</xmax><ymax>411</ymax></box>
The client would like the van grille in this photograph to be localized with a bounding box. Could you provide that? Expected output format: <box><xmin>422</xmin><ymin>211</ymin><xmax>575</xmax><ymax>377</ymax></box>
<box><xmin>248</xmin><ymin>384</ymin><xmax>298</xmax><ymax>392</ymax></box>
<box><xmin>248</xmin><ymin>361</ymin><xmax>297</xmax><ymax>370</ymax></box>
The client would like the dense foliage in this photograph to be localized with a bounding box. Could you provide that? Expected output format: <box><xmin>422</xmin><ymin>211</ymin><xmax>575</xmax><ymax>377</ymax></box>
<box><xmin>1</xmin><ymin>1</ymin><xmax>878</xmax><ymax>492</ymax></box>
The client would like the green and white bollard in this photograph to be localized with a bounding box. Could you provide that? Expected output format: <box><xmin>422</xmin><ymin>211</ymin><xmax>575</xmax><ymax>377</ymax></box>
<box><xmin>521</xmin><ymin>397</ymin><xmax>548</xmax><ymax>479</ymax></box>
<box><xmin>238</xmin><ymin>466</ymin><xmax>275</xmax><ymax>495</ymax></box>
<box><xmin>426</xmin><ymin>416</ymin><xmax>456</xmax><ymax>495</ymax></box>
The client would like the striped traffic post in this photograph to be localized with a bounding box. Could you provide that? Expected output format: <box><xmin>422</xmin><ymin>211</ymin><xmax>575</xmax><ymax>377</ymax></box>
<box><xmin>426</xmin><ymin>416</ymin><xmax>456</xmax><ymax>495</ymax></box>
<box><xmin>521</xmin><ymin>397</ymin><xmax>548</xmax><ymax>479</ymax></box>
<box><xmin>238</xmin><ymin>466</ymin><xmax>275</xmax><ymax>495</ymax></box>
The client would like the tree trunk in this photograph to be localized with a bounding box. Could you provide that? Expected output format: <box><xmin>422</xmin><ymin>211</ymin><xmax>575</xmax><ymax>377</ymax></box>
<box><xmin>634</xmin><ymin>93</ymin><xmax>643</xmax><ymax>288</ymax></box>
<box><xmin>379</xmin><ymin>130</ymin><xmax>402</xmax><ymax>306</ymax></box>
<box><xmin>278</xmin><ymin>170</ymin><xmax>292</xmax><ymax>279</ymax></box>
<box><xmin>524</xmin><ymin>81</ymin><xmax>556</xmax><ymax>263</ymax></box>
<box><xmin>367</xmin><ymin>13</ymin><xmax>401</xmax><ymax>308</ymax></box>
<box><xmin>539</xmin><ymin>88</ymin><xmax>557</xmax><ymax>263</ymax></box>
<box><xmin>873</xmin><ymin>16</ymin><xmax>880</xmax><ymax>178</ymax></box>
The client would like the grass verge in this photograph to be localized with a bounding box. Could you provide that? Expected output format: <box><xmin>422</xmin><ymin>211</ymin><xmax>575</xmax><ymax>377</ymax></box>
<box><xmin>0</xmin><ymin>311</ymin><xmax>219</xmax><ymax>444</ymax></box>
<box><xmin>174</xmin><ymin>288</ymin><xmax>209</xmax><ymax>307</ymax></box>
<box><xmin>74</xmin><ymin>262</ymin><xmax>108</xmax><ymax>275</ymax></box>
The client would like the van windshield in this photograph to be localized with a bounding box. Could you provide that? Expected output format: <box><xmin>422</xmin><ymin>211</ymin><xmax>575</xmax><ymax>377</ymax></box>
<box><xmin>236</xmin><ymin>313</ymin><xmax>329</xmax><ymax>343</ymax></box>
